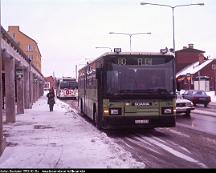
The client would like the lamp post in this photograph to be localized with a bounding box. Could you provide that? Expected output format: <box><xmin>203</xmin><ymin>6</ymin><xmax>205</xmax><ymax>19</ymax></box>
<box><xmin>109</xmin><ymin>32</ymin><xmax>151</xmax><ymax>52</ymax></box>
<box><xmin>95</xmin><ymin>46</ymin><xmax>112</xmax><ymax>52</ymax></box>
<box><xmin>140</xmin><ymin>2</ymin><xmax>204</xmax><ymax>52</ymax></box>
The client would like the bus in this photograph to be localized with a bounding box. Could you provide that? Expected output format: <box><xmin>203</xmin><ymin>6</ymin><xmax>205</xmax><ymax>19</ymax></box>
<box><xmin>78</xmin><ymin>48</ymin><xmax>176</xmax><ymax>129</ymax></box>
<box><xmin>56</xmin><ymin>77</ymin><xmax>78</xmax><ymax>99</ymax></box>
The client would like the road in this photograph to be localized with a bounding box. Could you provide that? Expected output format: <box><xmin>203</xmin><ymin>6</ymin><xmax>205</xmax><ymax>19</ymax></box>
<box><xmin>63</xmin><ymin>99</ymin><xmax>216</xmax><ymax>168</ymax></box>
<box><xmin>177</xmin><ymin>102</ymin><xmax>216</xmax><ymax>136</ymax></box>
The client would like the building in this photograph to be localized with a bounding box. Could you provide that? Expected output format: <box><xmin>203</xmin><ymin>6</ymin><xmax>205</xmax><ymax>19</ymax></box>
<box><xmin>176</xmin><ymin>44</ymin><xmax>216</xmax><ymax>91</ymax></box>
<box><xmin>45</xmin><ymin>76</ymin><xmax>56</xmax><ymax>90</ymax></box>
<box><xmin>7</xmin><ymin>26</ymin><xmax>42</xmax><ymax>72</ymax></box>
<box><xmin>175</xmin><ymin>43</ymin><xmax>205</xmax><ymax>73</ymax></box>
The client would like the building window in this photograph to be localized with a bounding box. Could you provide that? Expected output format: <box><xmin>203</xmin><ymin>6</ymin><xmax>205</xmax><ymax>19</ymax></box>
<box><xmin>12</xmin><ymin>33</ymin><xmax>16</xmax><ymax>39</ymax></box>
<box><xmin>27</xmin><ymin>44</ymin><xmax>33</xmax><ymax>52</ymax></box>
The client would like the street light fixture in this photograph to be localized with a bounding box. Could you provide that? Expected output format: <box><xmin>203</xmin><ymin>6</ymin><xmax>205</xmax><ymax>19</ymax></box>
<box><xmin>95</xmin><ymin>46</ymin><xmax>112</xmax><ymax>52</ymax></box>
<box><xmin>140</xmin><ymin>2</ymin><xmax>204</xmax><ymax>52</ymax></box>
<box><xmin>109</xmin><ymin>32</ymin><xmax>151</xmax><ymax>52</ymax></box>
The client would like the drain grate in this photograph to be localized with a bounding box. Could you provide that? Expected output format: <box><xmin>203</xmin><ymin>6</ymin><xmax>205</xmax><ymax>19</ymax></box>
<box><xmin>34</xmin><ymin>125</ymin><xmax>53</xmax><ymax>129</ymax></box>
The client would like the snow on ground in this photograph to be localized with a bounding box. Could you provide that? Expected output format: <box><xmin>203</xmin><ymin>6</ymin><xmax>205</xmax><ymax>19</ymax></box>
<box><xmin>0</xmin><ymin>94</ymin><xmax>145</xmax><ymax>169</ymax></box>
<box><xmin>206</xmin><ymin>91</ymin><xmax>216</xmax><ymax>102</ymax></box>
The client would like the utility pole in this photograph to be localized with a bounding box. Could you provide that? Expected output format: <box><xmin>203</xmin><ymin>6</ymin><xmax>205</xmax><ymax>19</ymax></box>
<box><xmin>140</xmin><ymin>2</ymin><xmax>204</xmax><ymax>52</ymax></box>
<box><xmin>75</xmin><ymin>65</ymin><xmax>77</xmax><ymax>81</ymax></box>
<box><xmin>109</xmin><ymin>32</ymin><xmax>151</xmax><ymax>52</ymax></box>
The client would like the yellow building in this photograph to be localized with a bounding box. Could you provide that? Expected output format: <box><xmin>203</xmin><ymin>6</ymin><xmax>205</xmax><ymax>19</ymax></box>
<box><xmin>7</xmin><ymin>26</ymin><xmax>42</xmax><ymax>72</ymax></box>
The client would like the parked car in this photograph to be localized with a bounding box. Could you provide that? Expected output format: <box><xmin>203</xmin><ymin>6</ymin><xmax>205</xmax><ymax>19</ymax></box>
<box><xmin>182</xmin><ymin>90</ymin><xmax>211</xmax><ymax>107</ymax></box>
<box><xmin>176</xmin><ymin>93</ymin><xmax>195</xmax><ymax>117</ymax></box>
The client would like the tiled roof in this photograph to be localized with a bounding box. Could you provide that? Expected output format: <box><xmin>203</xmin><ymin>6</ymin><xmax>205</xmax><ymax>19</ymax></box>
<box><xmin>176</xmin><ymin>59</ymin><xmax>215</xmax><ymax>77</ymax></box>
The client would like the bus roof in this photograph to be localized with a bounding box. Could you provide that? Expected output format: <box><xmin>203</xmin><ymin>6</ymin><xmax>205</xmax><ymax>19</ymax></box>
<box><xmin>100</xmin><ymin>51</ymin><xmax>174</xmax><ymax>57</ymax></box>
<box><xmin>58</xmin><ymin>77</ymin><xmax>77</xmax><ymax>82</ymax></box>
<box><xmin>81</xmin><ymin>51</ymin><xmax>174</xmax><ymax>68</ymax></box>
<box><xmin>78</xmin><ymin>51</ymin><xmax>175</xmax><ymax>73</ymax></box>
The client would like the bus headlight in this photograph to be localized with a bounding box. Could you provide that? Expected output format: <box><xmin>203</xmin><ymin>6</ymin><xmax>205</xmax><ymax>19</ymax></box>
<box><xmin>103</xmin><ymin>109</ymin><xmax>109</xmax><ymax>116</ymax></box>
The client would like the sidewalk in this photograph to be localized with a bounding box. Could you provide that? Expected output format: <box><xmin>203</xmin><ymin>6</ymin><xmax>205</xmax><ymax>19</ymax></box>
<box><xmin>0</xmin><ymin>95</ymin><xmax>144</xmax><ymax>168</ymax></box>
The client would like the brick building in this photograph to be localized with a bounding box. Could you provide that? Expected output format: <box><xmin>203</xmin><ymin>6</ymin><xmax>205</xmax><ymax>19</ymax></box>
<box><xmin>7</xmin><ymin>26</ymin><xmax>42</xmax><ymax>72</ymax></box>
<box><xmin>176</xmin><ymin>44</ymin><xmax>216</xmax><ymax>91</ymax></box>
<box><xmin>45</xmin><ymin>76</ymin><xmax>56</xmax><ymax>90</ymax></box>
<box><xmin>175</xmin><ymin>44</ymin><xmax>205</xmax><ymax>73</ymax></box>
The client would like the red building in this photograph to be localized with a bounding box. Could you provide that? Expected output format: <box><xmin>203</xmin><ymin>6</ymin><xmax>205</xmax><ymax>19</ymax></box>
<box><xmin>175</xmin><ymin>44</ymin><xmax>205</xmax><ymax>73</ymax></box>
<box><xmin>45</xmin><ymin>76</ymin><xmax>56</xmax><ymax>90</ymax></box>
<box><xmin>176</xmin><ymin>44</ymin><xmax>216</xmax><ymax>91</ymax></box>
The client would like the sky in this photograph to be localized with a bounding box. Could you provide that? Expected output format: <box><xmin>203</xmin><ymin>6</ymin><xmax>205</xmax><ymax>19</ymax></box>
<box><xmin>0</xmin><ymin>92</ymin><xmax>145</xmax><ymax>168</ymax></box>
<box><xmin>1</xmin><ymin>0</ymin><xmax>216</xmax><ymax>77</ymax></box>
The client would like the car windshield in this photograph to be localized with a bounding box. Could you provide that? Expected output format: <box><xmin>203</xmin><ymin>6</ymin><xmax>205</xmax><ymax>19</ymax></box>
<box><xmin>60</xmin><ymin>81</ymin><xmax>78</xmax><ymax>89</ymax></box>
<box><xmin>176</xmin><ymin>94</ymin><xmax>183</xmax><ymax>99</ymax></box>
<box><xmin>193</xmin><ymin>90</ymin><xmax>207</xmax><ymax>96</ymax></box>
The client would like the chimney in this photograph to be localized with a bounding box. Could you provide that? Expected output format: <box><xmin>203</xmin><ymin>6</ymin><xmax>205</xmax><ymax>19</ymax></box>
<box><xmin>183</xmin><ymin>46</ymin><xmax>187</xmax><ymax>49</ymax></box>
<box><xmin>8</xmin><ymin>26</ymin><xmax>20</xmax><ymax>32</ymax></box>
<box><xmin>198</xmin><ymin>53</ymin><xmax>205</xmax><ymax>65</ymax></box>
<box><xmin>188</xmin><ymin>43</ymin><xmax>194</xmax><ymax>49</ymax></box>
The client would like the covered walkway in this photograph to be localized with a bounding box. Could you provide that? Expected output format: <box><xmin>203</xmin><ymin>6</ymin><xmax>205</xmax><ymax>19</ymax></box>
<box><xmin>0</xmin><ymin>26</ymin><xmax>45</xmax><ymax>155</ymax></box>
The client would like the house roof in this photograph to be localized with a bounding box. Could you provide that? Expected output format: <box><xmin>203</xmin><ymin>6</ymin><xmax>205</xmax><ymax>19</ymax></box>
<box><xmin>176</xmin><ymin>59</ymin><xmax>215</xmax><ymax>77</ymax></box>
<box><xmin>175</xmin><ymin>47</ymin><xmax>205</xmax><ymax>53</ymax></box>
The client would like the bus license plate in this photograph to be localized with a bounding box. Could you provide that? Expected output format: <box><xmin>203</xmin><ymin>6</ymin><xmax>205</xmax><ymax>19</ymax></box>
<box><xmin>135</xmin><ymin>120</ymin><xmax>149</xmax><ymax>124</ymax></box>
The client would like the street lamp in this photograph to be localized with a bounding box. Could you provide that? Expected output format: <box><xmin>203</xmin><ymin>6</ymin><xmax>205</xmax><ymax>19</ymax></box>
<box><xmin>95</xmin><ymin>46</ymin><xmax>112</xmax><ymax>52</ymax></box>
<box><xmin>140</xmin><ymin>2</ymin><xmax>204</xmax><ymax>52</ymax></box>
<box><xmin>109</xmin><ymin>32</ymin><xmax>151</xmax><ymax>52</ymax></box>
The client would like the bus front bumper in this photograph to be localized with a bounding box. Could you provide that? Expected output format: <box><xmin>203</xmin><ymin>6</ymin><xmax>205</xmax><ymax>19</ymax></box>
<box><xmin>101</xmin><ymin>115</ymin><xmax>176</xmax><ymax>129</ymax></box>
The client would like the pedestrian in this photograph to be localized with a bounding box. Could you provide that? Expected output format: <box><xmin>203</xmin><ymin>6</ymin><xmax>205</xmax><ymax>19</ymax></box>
<box><xmin>46</xmin><ymin>87</ymin><xmax>55</xmax><ymax>112</ymax></box>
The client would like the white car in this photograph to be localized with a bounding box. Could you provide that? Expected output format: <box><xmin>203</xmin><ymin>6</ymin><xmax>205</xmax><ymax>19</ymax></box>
<box><xmin>176</xmin><ymin>94</ymin><xmax>195</xmax><ymax>117</ymax></box>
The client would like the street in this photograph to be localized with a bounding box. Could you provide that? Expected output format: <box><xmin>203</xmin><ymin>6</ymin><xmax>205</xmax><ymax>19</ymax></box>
<box><xmin>64</xmin><ymin>99</ymin><xmax>216</xmax><ymax>168</ymax></box>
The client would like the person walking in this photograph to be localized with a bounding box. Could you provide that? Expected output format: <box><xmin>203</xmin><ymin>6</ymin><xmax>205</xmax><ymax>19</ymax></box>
<box><xmin>46</xmin><ymin>87</ymin><xmax>55</xmax><ymax>112</ymax></box>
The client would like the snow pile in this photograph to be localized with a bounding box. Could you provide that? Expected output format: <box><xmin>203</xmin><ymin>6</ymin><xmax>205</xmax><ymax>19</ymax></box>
<box><xmin>206</xmin><ymin>91</ymin><xmax>216</xmax><ymax>102</ymax></box>
<box><xmin>0</xmin><ymin>95</ymin><xmax>145</xmax><ymax>169</ymax></box>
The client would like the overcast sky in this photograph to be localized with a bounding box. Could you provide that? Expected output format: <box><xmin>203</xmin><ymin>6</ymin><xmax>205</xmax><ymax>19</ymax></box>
<box><xmin>1</xmin><ymin>0</ymin><xmax>216</xmax><ymax>77</ymax></box>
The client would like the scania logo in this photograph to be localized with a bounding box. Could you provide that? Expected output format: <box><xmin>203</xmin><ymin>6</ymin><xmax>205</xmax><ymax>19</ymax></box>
<box><xmin>135</xmin><ymin>102</ymin><xmax>151</xmax><ymax>106</ymax></box>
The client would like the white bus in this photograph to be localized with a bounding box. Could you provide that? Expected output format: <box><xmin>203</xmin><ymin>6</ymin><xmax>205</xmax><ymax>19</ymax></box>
<box><xmin>56</xmin><ymin>77</ymin><xmax>78</xmax><ymax>99</ymax></box>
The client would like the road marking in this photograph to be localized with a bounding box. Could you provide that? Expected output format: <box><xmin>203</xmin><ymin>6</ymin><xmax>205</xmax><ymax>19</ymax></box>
<box><xmin>143</xmin><ymin>137</ymin><xmax>207</xmax><ymax>168</ymax></box>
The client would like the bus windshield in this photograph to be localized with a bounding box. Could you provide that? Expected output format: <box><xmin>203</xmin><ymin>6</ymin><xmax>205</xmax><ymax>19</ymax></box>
<box><xmin>106</xmin><ymin>60</ymin><xmax>175</xmax><ymax>96</ymax></box>
<box><xmin>60</xmin><ymin>81</ymin><xmax>78</xmax><ymax>89</ymax></box>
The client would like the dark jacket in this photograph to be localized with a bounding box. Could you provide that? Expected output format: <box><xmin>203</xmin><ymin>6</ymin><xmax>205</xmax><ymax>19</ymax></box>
<box><xmin>47</xmin><ymin>92</ymin><xmax>55</xmax><ymax>105</ymax></box>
